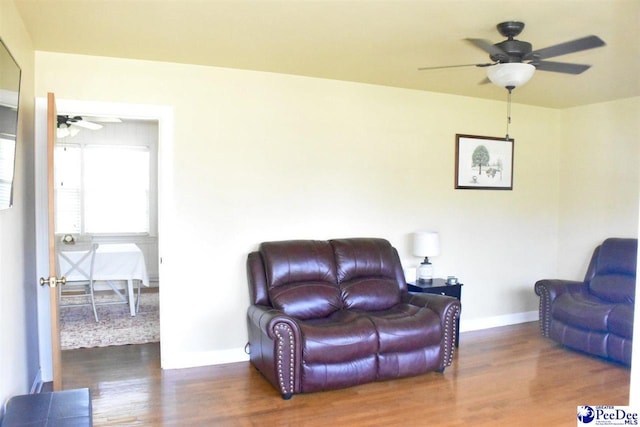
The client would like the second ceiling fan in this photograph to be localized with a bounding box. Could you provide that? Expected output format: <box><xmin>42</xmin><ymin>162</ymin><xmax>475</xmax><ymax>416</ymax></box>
<box><xmin>56</xmin><ymin>115</ymin><xmax>122</xmax><ymax>138</ymax></box>
<box><xmin>419</xmin><ymin>21</ymin><xmax>606</xmax><ymax>89</ymax></box>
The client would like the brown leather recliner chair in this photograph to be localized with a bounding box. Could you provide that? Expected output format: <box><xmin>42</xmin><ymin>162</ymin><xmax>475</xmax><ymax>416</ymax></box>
<box><xmin>535</xmin><ymin>238</ymin><xmax>637</xmax><ymax>366</ymax></box>
<box><xmin>247</xmin><ymin>238</ymin><xmax>461</xmax><ymax>399</ymax></box>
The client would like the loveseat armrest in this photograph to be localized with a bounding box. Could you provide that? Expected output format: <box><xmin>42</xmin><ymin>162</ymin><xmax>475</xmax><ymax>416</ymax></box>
<box><xmin>534</xmin><ymin>279</ymin><xmax>585</xmax><ymax>336</ymax></box>
<box><xmin>247</xmin><ymin>304</ymin><xmax>303</xmax><ymax>399</ymax></box>
<box><xmin>404</xmin><ymin>293</ymin><xmax>461</xmax><ymax>369</ymax></box>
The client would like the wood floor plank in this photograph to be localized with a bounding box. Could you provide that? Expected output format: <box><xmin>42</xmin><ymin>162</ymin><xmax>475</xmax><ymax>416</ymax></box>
<box><xmin>61</xmin><ymin>322</ymin><xmax>630</xmax><ymax>426</ymax></box>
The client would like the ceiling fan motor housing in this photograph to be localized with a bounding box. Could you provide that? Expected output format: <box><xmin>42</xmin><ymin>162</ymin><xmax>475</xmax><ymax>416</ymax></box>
<box><xmin>491</xmin><ymin>39</ymin><xmax>532</xmax><ymax>63</ymax></box>
<box><xmin>57</xmin><ymin>115</ymin><xmax>83</xmax><ymax>128</ymax></box>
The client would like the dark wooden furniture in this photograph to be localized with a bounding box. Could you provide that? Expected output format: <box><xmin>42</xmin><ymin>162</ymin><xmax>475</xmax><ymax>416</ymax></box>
<box><xmin>408</xmin><ymin>278</ymin><xmax>463</xmax><ymax>346</ymax></box>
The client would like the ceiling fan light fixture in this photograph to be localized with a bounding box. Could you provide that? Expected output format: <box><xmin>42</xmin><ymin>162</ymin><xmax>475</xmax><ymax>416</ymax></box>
<box><xmin>486</xmin><ymin>63</ymin><xmax>535</xmax><ymax>89</ymax></box>
<box><xmin>69</xmin><ymin>126</ymin><xmax>80</xmax><ymax>137</ymax></box>
<box><xmin>57</xmin><ymin>127</ymin><xmax>69</xmax><ymax>139</ymax></box>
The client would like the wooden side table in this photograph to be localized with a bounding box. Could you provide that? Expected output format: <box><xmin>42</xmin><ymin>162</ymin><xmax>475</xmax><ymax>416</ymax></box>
<box><xmin>407</xmin><ymin>278</ymin><xmax>463</xmax><ymax>346</ymax></box>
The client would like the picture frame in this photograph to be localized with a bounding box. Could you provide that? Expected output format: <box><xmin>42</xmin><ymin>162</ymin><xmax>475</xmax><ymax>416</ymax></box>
<box><xmin>455</xmin><ymin>134</ymin><xmax>514</xmax><ymax>190</ymax></box>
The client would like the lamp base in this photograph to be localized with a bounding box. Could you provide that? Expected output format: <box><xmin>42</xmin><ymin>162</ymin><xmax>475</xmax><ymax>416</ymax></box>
<box><xmin>416</xmin><ymin>258</ymin><xmax>434</xmax><ymax>284</ymax></box>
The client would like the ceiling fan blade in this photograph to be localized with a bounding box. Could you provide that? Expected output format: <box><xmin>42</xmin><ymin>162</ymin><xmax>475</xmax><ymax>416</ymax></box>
<box><xmin>534</xmin><ymin>61</ymin><xmax>591</xmax><ymax>74</ymax></box>
<box><xmin>418</xmin><ymin>62</ymin><xmax>495</xmax><ymax>71</ymax></box>
<box><xmin>82</xmin><ymin>115</ymin><xmax>123</xmax><ymax>123</ymax></box>
<box><xmin>72</xmin><ymin>120</ymin><xmax>103</xmax><ymax>130</ymax></box>
<box><xmin>465</xmin><ymin>38</ymin><xmax>508</xmax><ymax>58</ymax></box>
<box><xmin>528</xmin><ymin>35</ymin><xmax>605</xmax><ymax>60</ymax></box>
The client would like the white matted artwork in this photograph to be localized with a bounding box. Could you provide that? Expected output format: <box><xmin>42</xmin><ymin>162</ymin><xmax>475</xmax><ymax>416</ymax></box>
<box><xmin>455</xmin><ymin>134</ymin><xmax>514</xmax><ymax>190</ymax></box>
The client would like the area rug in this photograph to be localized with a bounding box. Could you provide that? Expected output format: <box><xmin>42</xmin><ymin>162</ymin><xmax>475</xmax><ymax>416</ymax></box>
<box><xmin>60</xmin><ymin>291</ymin><xmax>160</xmax><ymax>350</ymax></box>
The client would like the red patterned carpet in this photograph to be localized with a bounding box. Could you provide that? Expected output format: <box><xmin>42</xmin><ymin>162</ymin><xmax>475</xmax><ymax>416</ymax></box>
<box><xmin>60</xmin><ymin>290</ymin><xmax>160</xmax><ymax>350</ymax></box>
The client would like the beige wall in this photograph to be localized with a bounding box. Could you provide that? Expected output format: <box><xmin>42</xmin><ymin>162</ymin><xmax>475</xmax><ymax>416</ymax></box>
<box><xmin>558</xmin><ymin>97</ymin><xmax>640</xmax><ymax>278</ymax></box>
<box><xmin>34</xmin><ymin>51</ymin><xmax>636</xmax><ymax>368</ymax></box>
<box><xmin>0</xmin><ymin>0</ymin><xmax>37</xmax><ymax>408</ymax></box>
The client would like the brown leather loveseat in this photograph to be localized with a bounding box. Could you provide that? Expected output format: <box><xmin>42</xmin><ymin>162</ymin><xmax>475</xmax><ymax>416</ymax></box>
<box><xmin>247</xmin><ymin>238</ymin><xmax>461</xmax><ymax>399</ymax></box>
<box><xmin>535</xmin><ymin>238</ymin><xmax>637</xmax><ymax>366</ymax></box>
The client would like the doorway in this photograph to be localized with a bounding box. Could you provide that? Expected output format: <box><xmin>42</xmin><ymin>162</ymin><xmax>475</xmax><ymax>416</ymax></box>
<box><xmin>55</xmin><ymin>116</ymin><xmax>160</xmax><ymax>350</ymax></box>
<box><xmin>34</xmin><ymin>98</ymin><xmax>173</xmax><ymax>387</ymax></box>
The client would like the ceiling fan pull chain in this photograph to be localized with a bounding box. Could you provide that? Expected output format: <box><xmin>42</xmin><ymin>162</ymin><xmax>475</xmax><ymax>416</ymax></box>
<box><xmin>505</xmin><ymin>86</ymin><xmax>513</xmax><ymax>140</ymax></box>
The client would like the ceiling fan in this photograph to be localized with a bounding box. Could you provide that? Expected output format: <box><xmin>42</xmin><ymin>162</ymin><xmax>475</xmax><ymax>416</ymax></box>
<box><xmin>57</xmin><ymin>115</ymin><xmax>122</xmax><ymax>138</ymax></box>
<box><xmin>419</xmin><ymin>21</ymin><xmax>606</xmax><ymax>90</ymax></box>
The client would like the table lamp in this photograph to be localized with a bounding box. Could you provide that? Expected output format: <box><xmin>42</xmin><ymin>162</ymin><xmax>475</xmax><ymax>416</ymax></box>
<box><xmin>413</xmin><ymin>231</ymin><xmax>440</xmax><ymax>284</ymax></box>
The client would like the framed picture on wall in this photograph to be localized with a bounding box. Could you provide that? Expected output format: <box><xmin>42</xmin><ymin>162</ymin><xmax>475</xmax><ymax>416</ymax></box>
<box><xmin>455</xmin><ymin>134</ymin><xmax>514</xmax><ymax>190</ymax></box>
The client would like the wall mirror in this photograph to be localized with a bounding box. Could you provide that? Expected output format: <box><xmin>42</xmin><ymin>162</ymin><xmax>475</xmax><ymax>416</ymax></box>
<box><xmin>0</xmin><ymin>38</ymin><xmax>21</xmax><ymax>210</ymax></box>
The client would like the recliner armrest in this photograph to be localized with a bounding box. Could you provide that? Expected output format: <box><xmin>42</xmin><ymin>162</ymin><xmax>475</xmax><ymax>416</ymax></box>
<box><xmin>247</xmin><ymin>304</ymin><xmax>303</xmax><ymax>398</ymax></box>
<box><xmin>247</xmin><ymin>304</ymin><xmax>303</xmax><ymax>340</ymax></box>
<box><xmin>534</xmin><ymin>279</ymin><xmax>584</xmax><ymax>299</ymax></box>
<box><xmin>534</xmin><ymin>279</ymin><xmax>585</xmax><ymax>336</ymax></box>
<box><xmin>404</xmin><ymin>293</ymin><xmax>461</xmax><ymax>368</ymax></box>
<box><xmin>405</xmin><ymin>292</ymin><xmax>460</xmax><ymax>318</ymax></box>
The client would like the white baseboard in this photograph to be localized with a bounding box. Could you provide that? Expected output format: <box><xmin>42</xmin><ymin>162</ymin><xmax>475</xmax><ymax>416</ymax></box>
<box><xmin>460</xmin><ymin>310</ymin><xmax>539</xmax><ymax>333</ymax></box>
<box><xmin>161</xmin><ymin>348</ymin><xmax>250</xmax><ymax>370</ymax></box>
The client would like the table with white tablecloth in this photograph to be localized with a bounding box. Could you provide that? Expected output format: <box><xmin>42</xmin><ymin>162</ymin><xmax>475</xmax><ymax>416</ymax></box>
<box><xmin>60</xmin><ymin>243</ymin><xmax>149</xmax><ymax>316</ymax></box>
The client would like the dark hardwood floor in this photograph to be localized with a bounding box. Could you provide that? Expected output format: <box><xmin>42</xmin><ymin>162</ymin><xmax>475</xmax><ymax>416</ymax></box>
<box><xmin>61</xmin><ymin>322</ymin><xmax>630</xmax><ymax>426</ymax></box>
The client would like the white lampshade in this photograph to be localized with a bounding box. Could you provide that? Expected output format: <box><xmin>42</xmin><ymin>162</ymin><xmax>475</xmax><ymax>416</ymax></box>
<box><xmin>486</xmin><ymin>63</ymin><xmax>535</xmax><ymax>89</ymax></box>
<box><xmin>412</xmin><ymin>231</ymin><xmax>440</xmax><ymax>258</ymax></box>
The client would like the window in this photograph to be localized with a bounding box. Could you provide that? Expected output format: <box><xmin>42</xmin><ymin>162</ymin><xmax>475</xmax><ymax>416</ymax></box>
<box><xmin>54</xmin><ymin>144</ymin><xmax>81</xmax><ymax>233</ymax></box>
<box><xmin>55</xmin><ymin>144</ymin><xmax>151</xmax><ymax>235</ymax></box>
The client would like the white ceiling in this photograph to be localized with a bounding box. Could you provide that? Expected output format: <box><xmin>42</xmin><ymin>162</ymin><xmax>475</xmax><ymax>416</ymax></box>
<box><xmin>14</xmin><ymin>0</ymin><xmax>640</xmax><ymax>108</ymax></box>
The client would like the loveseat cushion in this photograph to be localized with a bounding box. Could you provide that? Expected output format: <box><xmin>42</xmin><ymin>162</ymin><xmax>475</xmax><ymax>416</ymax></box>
<box><xmin>269</xmin><ymin>282</ymin><xmax>342</xmax><ymax>319</ymax></box>
<box><xmin>589</xmin><ymin>274</ymin><xmax>635</xmax><ymax>304</ymax></box>
<box><xmin>608</xmin><ymin>304</ymin><xmax>634</xmax><ymax>339</ymax></box>
<box><xmin>365</xmin><ymin>304</ymin><xmax>443</xmax><ymax>379</ymax></box>
<box><xmin>549</xmin><ymin>322</ymin><xmax>609</xmax><ymax>358</ymax></box>
<box><xmin>298</xmin><ymin>310</ymin><xmax>379</xmax><ymax>393</ymax></box>
<box><xmin>593</xmin><ymin>238</ymin><xmax>637</xmax><ymax>277</ymax></box>
<box><xmin>331</xmin><ymin>238</ymin><xmax>402</xmax><ymax>311</ymax></box>
<box><xmin>551</xmin><ymin>292</ymin><xmax>616</xmax><ymax>333</ymax></box>
<box><xmin>260</xmin><ymin>240</ymin><xmax>341</xmax><ymax>319</ymax></box>
<box><xmin>364</xmin><ymin>304</ymin><xmax>442</xmax><ymax>353</ymax></box>
<box><xmin>340</xmin><ymin>277</ymin><xmax>402</xmax><ymax>311</ymax></box>
<box><xmin>261</xmin><ymin>240</ymin><xmax>337</xmax><ymax>287</ymax></box>
<box><xmin>299</xmin><ymin>310</ymin><xmax>378</xmax><ymax>364</ymax></box>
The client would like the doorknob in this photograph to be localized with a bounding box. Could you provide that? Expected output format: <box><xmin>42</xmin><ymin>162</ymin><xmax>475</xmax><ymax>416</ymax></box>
<box><xmin>39</xmin><ymin>276</ymin><xmax>66</xmax><ymax>288</ymax></box>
